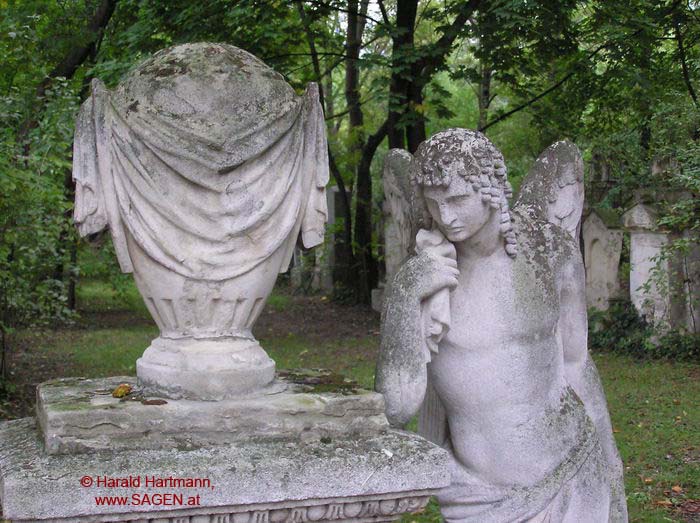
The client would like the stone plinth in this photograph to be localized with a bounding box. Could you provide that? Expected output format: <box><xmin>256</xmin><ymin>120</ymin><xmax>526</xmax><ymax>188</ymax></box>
<box><xmin>37</xmin><ymin>374</ymin><xmax>388</xmax><ymax>455</ymax></box>
<box><xmin>0</xmin><ymin>418</ymin><xmax>449</xmax><ymax>523</ymax></box>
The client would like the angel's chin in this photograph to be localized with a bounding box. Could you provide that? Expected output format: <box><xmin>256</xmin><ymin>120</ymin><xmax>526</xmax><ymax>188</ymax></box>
<box><xmin>444</xmin><ymin>229</ymin><xmax>470</xmax><ymax>243</ymax></box>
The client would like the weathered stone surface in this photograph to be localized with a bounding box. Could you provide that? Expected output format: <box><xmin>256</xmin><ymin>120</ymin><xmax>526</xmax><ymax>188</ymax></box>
<box><xmin>0</xmin><ymin>418</ymin><xmax>449</xmax><ymax>522</ymax></box>
<box><xmin>72</xmin><ymin>43</ymin><xmax>329</xmax><ymax>400</ymax></box>
<box><xmin>376</xmin><ymin>130</ymin><xmax>627</xmax><ymax>522</ymax></box>
<box><xmin>622</xmin><ymin>202</ymin><xmax>700</xmax><ymax>331</ymax></box>
<box><xmin>583</xmin><ymin>210</ymin><xmax>623</xmax><ymax>310</ymax></box>
<box><xmin>37</xmin><ymin>373</ymin><xmax>389</xmax><ymax>455</ymax></box>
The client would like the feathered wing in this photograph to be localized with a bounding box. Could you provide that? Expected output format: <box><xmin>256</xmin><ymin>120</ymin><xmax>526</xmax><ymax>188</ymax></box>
<box><xmin>382</xmin><ymin>149</ymin><xmax>420</xmax><ymax>279</ymax></box>
<box><xmin>514</xmin><ymin>140</ymin><xmax>584</xmax><ymax>240</ymax></box>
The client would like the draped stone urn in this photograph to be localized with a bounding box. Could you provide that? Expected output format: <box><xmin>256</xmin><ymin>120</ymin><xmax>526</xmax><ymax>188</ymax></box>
<box><xmin>73</xmin><ymin>43</ymin><xmax>329</xmax><ymax>400</ymax></box>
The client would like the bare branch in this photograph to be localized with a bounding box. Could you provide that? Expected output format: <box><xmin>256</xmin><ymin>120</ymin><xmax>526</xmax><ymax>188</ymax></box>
<box><xmin>674</xmin><ymin>18</ymin><xmax>699</xmax><ymax>110</ymax></box>
<box><xmin>376</xmin><ymin>0</ymin><xmax>391</xmax><ymax>25</ymax></box>
<box><xmin>415</xmin><ymin>0</ymin><xmax>481</xmax><ymax>82</ymax></box>
<box><xmin>17</xmin><ymin>0</ymin><xmax>119</xmax><ymax>147</ymax></box>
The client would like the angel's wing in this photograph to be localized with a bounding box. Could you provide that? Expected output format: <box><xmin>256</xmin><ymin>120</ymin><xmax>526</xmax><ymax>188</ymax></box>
<box><xmin>382</xmin><ymin>149</ymin><xmax>424</xmax><ymax>280</ymax></box>
<box><xmin>515</xmin><ymin>140</ymin><xmax>585</xmax><ymax>240</ymax></box>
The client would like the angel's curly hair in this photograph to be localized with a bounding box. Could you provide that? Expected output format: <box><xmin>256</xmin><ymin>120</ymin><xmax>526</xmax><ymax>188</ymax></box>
<box><xmin>410</xmin><ymin>128</ymin><xmax>517</xmax><ymax>257</ymax></box>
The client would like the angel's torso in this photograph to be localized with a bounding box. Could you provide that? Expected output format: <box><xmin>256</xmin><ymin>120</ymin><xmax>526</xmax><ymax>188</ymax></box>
<box><xmin>428</xmin><ymin>226</ymin><xmax>590</xmax><ymax>488</ymax></box>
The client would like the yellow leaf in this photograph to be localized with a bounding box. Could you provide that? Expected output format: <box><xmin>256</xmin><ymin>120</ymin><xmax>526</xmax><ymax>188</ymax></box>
<box><xmin>112</xmin><ymin>383</ymin><xmax>132</xmax><ymax>398</ymax></box>
<box><xmin>672</xmin><ymin>485</ymin><xmax>684</xmax><ymax>493</ymax></box>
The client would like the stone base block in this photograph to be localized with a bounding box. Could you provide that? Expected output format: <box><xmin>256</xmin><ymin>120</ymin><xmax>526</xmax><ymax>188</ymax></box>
<box><xmin>37</xmin><ymin>372</ymin><xmax>389</xmax><ymax>455</ymax></box>
<box><xmin>0</xmin><ymin>418</ymin><xmax>449</xmax><ymax>522</ymax></box>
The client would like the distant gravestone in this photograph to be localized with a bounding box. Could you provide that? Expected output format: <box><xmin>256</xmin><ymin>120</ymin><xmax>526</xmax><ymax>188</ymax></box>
<box><xmin>583</xmin><ymin>211</ymin><xmax>623</xmax><ymax>311</ymax></box>
<box><xmin>290</xmin><ymin>186</ymin><xmax>337</xmax><ymax>294</ymax></box>
<box><xmin>683</xmin><ymin>230</ymin><xmax>700</xmax><ymax>333</ymax></box>
<box><xmin>622</xmin><ymin>203</ymin><xmax>671</xmax><ymax>326</ymax></box>
<box><xmin>623</xmin><ymin>201</ymin><xmax>700</xmax><ymax>333</ymax></box>
<box><xmin>318</xmin><ymin>186</ymin><xmax>338</xmax><ymax>292</ymax></box>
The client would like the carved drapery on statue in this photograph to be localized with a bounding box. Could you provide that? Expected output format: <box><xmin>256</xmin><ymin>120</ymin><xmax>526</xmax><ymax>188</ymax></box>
<box><xmin>74</xmin><ymin>44</ymin><xmax>328</xmax><ymax>282</ymax></box>
<box><xmin>73</xmin><ymin>44</ymin><xmax>329</xmax><ymax>400</ymax></box>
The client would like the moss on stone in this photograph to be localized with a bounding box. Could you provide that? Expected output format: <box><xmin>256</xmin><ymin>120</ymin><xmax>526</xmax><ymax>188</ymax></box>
<box><xmin>278</xmin><ymin>368</ymin><xmax>361</xmax><ymax>395</ymax></box>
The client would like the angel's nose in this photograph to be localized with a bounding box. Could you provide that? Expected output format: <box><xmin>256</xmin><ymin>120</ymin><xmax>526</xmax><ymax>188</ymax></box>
<box><xmin>439</xmin><ymin>204</ymin><xmax>457</xmax><ymax>226</ymax></box>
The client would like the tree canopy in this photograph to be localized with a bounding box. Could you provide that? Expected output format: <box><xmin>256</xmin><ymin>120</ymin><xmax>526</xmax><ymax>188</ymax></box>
<box><xmin>0</xmin><ymin>0</ymin><xmax>698</xmax><ymax>338</ymax></box>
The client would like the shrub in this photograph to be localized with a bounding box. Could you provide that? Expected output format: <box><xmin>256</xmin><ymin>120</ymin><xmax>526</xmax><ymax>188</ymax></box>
<box><xmin>589</xmin><ymin>299</ymin><xmax>699</xmax><ymax>361</ymax></box>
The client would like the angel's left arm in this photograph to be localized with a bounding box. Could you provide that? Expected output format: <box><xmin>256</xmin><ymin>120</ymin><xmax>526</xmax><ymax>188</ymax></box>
<box><xmin>559</xmin><ymin>247</ymin><xmax>623</xmax><ymax>474</ymax></box>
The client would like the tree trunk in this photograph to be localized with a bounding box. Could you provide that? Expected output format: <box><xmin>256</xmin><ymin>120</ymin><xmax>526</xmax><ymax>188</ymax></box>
<box><xmin>406</xmin><ymin>70</ymin><xmax>426</xmax><ymax>153</ymax></box>
<box><xmin>478</xmin><ymin>64</ymin><xmax>492</xmax><ymax>131</ymax></box>
<box><xmin>387</xmin><ymin>0</ymin><xmax>419</xmax><ymax>150</ymax></box>
<box><xmin>346</xmin><ymin>0</ymin><xmax>377</xmax><ymax>303</ymax></box>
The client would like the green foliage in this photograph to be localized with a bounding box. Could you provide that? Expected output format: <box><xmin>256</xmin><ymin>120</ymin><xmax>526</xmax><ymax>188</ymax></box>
<box><xmin>590</xmin><ymin>300</ymin><xmax>700</xmax><ymax>361</ymax></box>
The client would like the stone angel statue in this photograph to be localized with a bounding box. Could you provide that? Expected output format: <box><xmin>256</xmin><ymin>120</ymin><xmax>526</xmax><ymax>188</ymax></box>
<box><xmin>375</xmin><ymin>129</ymin><xmax>627</xmax><ymax>522</ymax></box>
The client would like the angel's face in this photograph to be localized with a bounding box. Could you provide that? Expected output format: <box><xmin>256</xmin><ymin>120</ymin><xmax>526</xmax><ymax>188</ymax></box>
<box><xmin>422</xmin><ymin>174</ymin><xmax>491</xmax><ymax>243</ymax></box>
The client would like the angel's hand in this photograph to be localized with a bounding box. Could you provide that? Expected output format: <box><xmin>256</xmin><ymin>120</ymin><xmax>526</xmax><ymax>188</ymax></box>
<box><xmin>413</xmin><ymin>228</ymin><xmax>458</xmax><ymax>299</ymax></box>
<box><xmin>413</xmin><ymin>251</ymin><xmax>459</xmax><ymax>301</ymax></box>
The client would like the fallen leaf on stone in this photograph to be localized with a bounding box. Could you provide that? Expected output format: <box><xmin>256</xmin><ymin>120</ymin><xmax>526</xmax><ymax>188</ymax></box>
<box><xmin>111</xmin><ymin>383</ymin><xmax>133</xmax><ymax>398</ymax></box>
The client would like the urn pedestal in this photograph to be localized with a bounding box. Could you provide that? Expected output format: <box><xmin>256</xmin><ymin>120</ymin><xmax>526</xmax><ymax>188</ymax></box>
<box><xmin>0</xmin><ymin>375</ymin><xmax>450</xmax><ymax>523</ymax></box>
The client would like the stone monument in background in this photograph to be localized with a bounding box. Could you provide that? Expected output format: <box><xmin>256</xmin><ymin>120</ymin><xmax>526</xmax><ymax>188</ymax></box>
<box><xmin>0</xmin><ymin>43</ymin><xmax>449</xmax><ymax>523</ymax></box>
<box><xmin>623</xmin><ymin>201</ymin><xmax>699</xmax><ymax>332</ymax></box>
<box><xmin>376</xmin><ymin>131</ymin><xmax>628</xmax><ymax>522</ymax></box>
<box><xmin>583</xmin><ymin>210</ymin><xmax>623</xmax><ymax>311</ymax></box>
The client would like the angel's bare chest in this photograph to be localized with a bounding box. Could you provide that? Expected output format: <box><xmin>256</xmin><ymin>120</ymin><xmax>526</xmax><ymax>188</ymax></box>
<box><xmin>444</xmin><ymin>257</ymin><xmax>560</xmax><ymax>349</ymax></box>
<box><xmin>431</xmin><ymin>257</ymin><xmax>565</xmax><ymax>425</ymax></box>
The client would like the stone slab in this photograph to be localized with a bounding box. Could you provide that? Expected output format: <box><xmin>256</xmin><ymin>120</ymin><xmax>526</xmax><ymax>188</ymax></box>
<box><xmin>0</xmin><ymin>418</ymin><xmax>449</xmax><ymax>522</ymax></box>
<box><xmin>37</xmin><ymin>373</ymin><xmax>389</xmax><ymax>455</ymax></box>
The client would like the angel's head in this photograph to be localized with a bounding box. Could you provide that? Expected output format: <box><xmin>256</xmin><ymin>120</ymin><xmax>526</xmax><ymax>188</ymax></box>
<box><xmin>410</xmin><ymin>128</ymin><xmax>517</xmax><ymax>257</ymax></box>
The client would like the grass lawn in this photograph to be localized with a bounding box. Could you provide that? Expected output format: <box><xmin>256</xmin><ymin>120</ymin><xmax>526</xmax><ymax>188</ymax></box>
<box><xmin>2</xmin><ymin>279</ymin><xmax>698</xmax><ymax>522</ymax></box>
